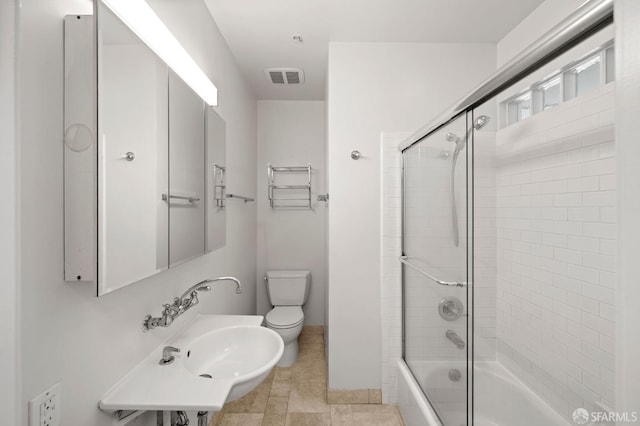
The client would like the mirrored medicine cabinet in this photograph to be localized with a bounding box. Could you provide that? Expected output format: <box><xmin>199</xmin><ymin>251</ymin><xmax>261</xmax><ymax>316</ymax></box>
<box><xmin>63</xmin><ymin>2</ymin><xmax>226</xmax><ymax>296</ymax></box>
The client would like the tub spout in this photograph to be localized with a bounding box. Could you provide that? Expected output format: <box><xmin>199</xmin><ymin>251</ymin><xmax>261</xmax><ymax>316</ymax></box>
<box><xmin>446</xmin><ymin>329</ymin><xmax>465</xmax><ymax>350</ymax></box>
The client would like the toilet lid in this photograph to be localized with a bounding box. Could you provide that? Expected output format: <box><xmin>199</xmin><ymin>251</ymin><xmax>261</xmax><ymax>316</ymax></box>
<box><xmin>266</xmin><ymin>306</ymin><xmax>304</xmax><ymax>328</ymax></box>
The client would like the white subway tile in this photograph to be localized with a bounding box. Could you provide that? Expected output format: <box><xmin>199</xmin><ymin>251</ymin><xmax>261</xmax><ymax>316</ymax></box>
<box><xmin>599</xmin><ymin>271</ymin><xmax>616</xmax><ymax>289</ymax></box>
<box><xmin>599</xmin><ymin>207</ymin><xmax>616</xmax><ymax>224</ymax></box>
<box><xmin>582</xmin><ymin>222</ymin><xmax>616</xmax><ymax>239</ymax></box>
<box><xmin>553</xmin><ymin>193</ymin><xmax>582</xmax><ymax>207</ymax></box>
<box><xmin>554</xmin><ymin>248</ymin><xmax>582</xmax><ymax>265</ymax></box>
<box><xmin>553</xmin><ymin>164</ymin><xmax>583</xmax><ymax>180</ymax></box>
<box><xmin>543</xmin><ymin>233</ymin><xmax>568</xmax><ymax>248</ymax></box>
<box><xmin>567</xmin><ymin>207</ymin><xmax>600</xmax><ymax>222</ymax></box>
<box><xmin>582</xmin><ymin>253</ymin><xmax>615</xmax><ymax>272</ymax></box>
<box><xmin>567</xmin><ymin>176</ymin><xmax>599</xmax><ymax>193</ymax></box>
<box><xmin>554</xmin><ymin>221</ymin><xmax>582</xmax><ymax>236</ymax></box>
<box><xmin>567</xmin><ymin>236</ymin><xmax>600</xmax><ymax>254</ymax></box>
<box><xmin>582</xmin><ymin>341</ymin><xmax>615</xmax><ymax>370</ymax></box>
<box><xmin>599</xmin><ymin>240</ymin><xmax>616</xmax><ymax>256</ymax></box>
<box><xmin>566</xmin><ymin>292</ymin><xmax>599</xmax><ymax>315</ymax></box>
<box><xmin>581</xmin><ymin>311</ymin><xmax>615</xmax><ymax>337</ymax></box>
<box><xmin>582</xmin><ymin>191</ymin><xmax>616</xmax><ymax>207</ymax></box>
<box><xmin>582</xmin><ymin>282</ymin><xmax>615</xmax><ymax>305</ymax></box>
<box><xmin>567</xmin><ymin>264</ymin><xmax>600</xmax><ymax>284</ymax></box>
<box><xmin>599</xmin><ymin>302</ymin><xmax>615</xmax><ymax>322</ymax></box>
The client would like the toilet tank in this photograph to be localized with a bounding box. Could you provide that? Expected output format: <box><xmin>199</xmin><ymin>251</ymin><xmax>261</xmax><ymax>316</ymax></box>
<box><xmin>266</xmin><ymin>270</ymin><xmax>310</xmax><ymax>306</ymax></box>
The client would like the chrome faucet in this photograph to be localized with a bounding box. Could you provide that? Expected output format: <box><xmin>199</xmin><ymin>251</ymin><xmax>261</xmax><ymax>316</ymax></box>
<box><xmin>446</xmin><ymin>329</ymin><xmax>465</xmax><ymax>350</ymax></box>
<box><xmin>143</xmin><ymin>277</ymin><xmax>242</xmax><ymax>331</ymax></box>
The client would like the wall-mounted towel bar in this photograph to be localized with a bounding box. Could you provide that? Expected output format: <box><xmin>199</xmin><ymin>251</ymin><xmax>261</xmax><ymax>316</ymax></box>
<box><xmin>226</xmin><ymin>194</ymin><xmax>254</xmax><ymax>203</ymax></box>
<box><xmin>399</xmin><ymin>256</ymin><xmax>466</xmax><ymax>287</ymax></box>
<box><xmin>162</xmin><ymin>193</ymin><xmax>200</xmax><ymax>203</ymax></box>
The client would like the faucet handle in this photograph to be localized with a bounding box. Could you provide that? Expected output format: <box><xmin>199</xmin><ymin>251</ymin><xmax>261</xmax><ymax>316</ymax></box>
<box><xmin>160</xmin><ymin>346</ymin><xmax>180</xmax><ymax>365</ymax></box>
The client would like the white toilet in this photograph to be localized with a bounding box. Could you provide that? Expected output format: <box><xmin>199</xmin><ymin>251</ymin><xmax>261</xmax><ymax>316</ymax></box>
<box><xmin>264</xmin><ymin>270</ymin><xmax>310</xmax><ymax>367</ymax></box>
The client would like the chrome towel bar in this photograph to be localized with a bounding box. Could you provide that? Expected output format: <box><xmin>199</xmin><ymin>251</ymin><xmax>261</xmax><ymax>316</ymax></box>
<box><xmin>226</xmin><ymin>194</ymin><xmax>254</xmax><ymax>203</ymax></box>
<box><xmin>399</xmin><ymin>256</ymin><xmax>466</xmax><ymax>287</ymax></box>
<box><xmin>162</xmin><ymin>193</ymin><xmax>200</xmax><ymax>203</ymax></box>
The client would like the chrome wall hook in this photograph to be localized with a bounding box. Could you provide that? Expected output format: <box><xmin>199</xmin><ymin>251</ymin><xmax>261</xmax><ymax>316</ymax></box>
<box><xmin>351</xmin><ymin>150</ymin><xmax>361</xmax><ymax>160</ymax></box>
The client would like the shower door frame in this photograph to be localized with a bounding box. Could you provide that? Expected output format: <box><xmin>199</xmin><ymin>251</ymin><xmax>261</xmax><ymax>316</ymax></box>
<box><xmin>400</xmin><ymin>110</ymin><xmax>474</xmax><ymax>426</ymax></box>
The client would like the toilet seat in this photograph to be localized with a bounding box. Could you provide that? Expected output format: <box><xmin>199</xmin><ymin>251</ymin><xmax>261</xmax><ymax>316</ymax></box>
<box><xmin>266</xmin><ymin>306</ymin><xmax>304</xmax><ymax>329</ymax></box>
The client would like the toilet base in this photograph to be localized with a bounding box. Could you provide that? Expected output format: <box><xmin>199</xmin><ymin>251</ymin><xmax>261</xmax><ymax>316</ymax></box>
<box><xmin>277</xmin><ymin>340</ymin><xmax>299</xmax><ymax>367</ymax></box>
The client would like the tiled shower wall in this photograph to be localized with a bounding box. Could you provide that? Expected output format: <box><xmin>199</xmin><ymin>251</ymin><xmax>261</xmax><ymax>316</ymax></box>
<box><xmin>495</xmin><ymin>82</ymin><xmax>616</xmax><ymax>420</ymax></box>
<box><xmin>381</xmin><ymin>132</ymin><xmax>407</xmax><ymax>404</ymax></box>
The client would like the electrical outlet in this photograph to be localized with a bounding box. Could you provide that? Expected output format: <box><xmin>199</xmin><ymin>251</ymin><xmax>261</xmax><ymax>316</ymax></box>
<box><xmin>29</xmin><ymin>383</ymin><xmax>60</xmax><ymax>426</ymax></box>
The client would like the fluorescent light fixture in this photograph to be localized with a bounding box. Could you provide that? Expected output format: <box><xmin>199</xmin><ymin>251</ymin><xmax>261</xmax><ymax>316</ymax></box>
<box><xmin>100</xmin><ymin>0</ymin><xmax>218</xmax><ymax>106</ymax></box>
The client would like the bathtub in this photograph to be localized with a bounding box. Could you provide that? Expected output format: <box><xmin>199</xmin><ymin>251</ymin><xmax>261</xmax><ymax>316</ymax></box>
<box><xmin>397</xmin><ymin>360</ymin><xmax>569</xmax><ymax>426</ymax></box>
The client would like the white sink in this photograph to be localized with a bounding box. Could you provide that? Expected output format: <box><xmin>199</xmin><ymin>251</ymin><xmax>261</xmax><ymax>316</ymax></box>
<box><xmin>99</xmin><ymin>315</ymin><xmax>284</xmax><ymax>412</ymax></box>
<box><xmin>184</xmin><ymin>325</ymin><xmax>283</xmax><ymax>402</ymax></box>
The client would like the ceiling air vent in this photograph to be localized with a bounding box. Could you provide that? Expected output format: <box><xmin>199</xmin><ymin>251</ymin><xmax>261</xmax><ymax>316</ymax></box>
<box><xmin>265</xmin><ymin>68</ymin><xmax>305</xmax><ymax>85</ymax></box>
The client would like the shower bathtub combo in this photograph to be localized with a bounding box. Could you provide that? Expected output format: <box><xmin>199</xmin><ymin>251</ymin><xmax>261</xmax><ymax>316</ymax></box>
<box><xmin>394</xmin><ymin>1</ymin><xmax>616</xmax><ymax>425</ymax></box>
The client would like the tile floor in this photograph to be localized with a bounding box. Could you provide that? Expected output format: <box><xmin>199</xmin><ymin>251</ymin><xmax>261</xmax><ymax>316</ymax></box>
<box><xmin>209</xmin><ymin>326</ymin><xmax>405</xmax><ymax>426</ymax></box>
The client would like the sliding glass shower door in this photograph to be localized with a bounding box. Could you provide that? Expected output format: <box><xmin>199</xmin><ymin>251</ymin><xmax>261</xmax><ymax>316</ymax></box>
<box><xmin>402</xmin><ymin>112</ymin><xmax>473</xmax><ymax>425</ymax></box>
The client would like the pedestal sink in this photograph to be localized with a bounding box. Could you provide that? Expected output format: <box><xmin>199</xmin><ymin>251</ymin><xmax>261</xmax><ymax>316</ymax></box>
<box><xmin>99</xmin><ymin>315</ymin><xmax>284</xmax><ymax>412</ymax></box>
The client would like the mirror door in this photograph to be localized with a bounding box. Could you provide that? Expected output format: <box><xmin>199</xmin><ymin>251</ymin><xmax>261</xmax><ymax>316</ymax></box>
<box><xmin>168</xmin><ymin>71</ymin><xmax>206</xmax><ymax>266</ymax></box>
<box><xmin>97</xmin><ymin>3</ymin><xmax>169</xmax><ymax>293</ymax></box>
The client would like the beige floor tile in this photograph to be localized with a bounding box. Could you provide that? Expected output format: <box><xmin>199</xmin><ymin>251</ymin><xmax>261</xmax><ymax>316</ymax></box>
<box><xmin>301</xmin><ymin>326</ymin><xmax>325</xmax><ymax>335</ymax></box>
<box><xmin>288</xmin><ymin>381</ymin><xmax>330</xmax><ymax>413</ymax></box>
<box><xmin>262</xmin><ymin>413</ymin><xmax>287</xmax><ymax>426</ymax></box>
<box><xmin>224</xmin><ymin>381</ymin><xmax>270</xmax><ymax>413</ymax></box>
<box><xmin>350</xmin><ymin>404</ymin><xmax>404</xmax><ymax>426</ymax></box>
<box><xmin>265</xmin><ymin>396</ymin><xmax>289</xmax><ymax>416</ymax></box>
<box><xmin>285</xmin><ymin>413</ymin><xmax>332</xmax><ymax>426</ymax></box>
<box><xmin>274</xmin><ymin>366</ymin><xmax>293</xmax><ymax>380</ymax></box>
<box><xmin>217</xmin><ymin>413</ymin><xmax>263</xmax><ymax>426</ymax></box>
<box><xmin>292</xmin><ymin>358</ymin><xmax>327</xmax><ymax>383</ymax></box>
<box><xmin>270</xmin><ymin>379</ymin><xmax>292</xmax><ymax>397</ymax></box>
<box><xmin>330</xmin><ymin>404</ymin><xmax>355</xmax><ymax>426</ymax></box>
<box><xmin>299</xmin><ymin>334</ymin><xmax>324</xmax><ymax>346</ymax></box>
<box><xmin>297</xmin><ymin>345</ymin><xmax>326</xmax><ymax>362</ymax></box>
<box><xmin>369</xmin><ymin>389</ymin><xmax>382</xmax><ymax>404</ymax></box>
<box><xmin>208</xmin><ymin>408</ymin><xmax>225</xmax><ymax>426</ymax></box>
<box><xmin>327</xmin><ymin>389</ymin><xmax>369</xmax><ymax>404</ymax></box>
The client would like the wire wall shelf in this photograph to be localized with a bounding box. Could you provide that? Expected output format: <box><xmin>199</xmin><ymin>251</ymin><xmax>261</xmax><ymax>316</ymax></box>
<box><xmin>267</xmin><ymin>163</ymin><xmax>312</xmax><ymax>209</ymax></box>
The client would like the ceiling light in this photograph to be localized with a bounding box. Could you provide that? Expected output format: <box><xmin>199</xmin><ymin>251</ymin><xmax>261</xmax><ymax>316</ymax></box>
<box><xmin>100</xmin><ymin>0</ymin><xmax>218</xmax><ymax>106</ymax></box>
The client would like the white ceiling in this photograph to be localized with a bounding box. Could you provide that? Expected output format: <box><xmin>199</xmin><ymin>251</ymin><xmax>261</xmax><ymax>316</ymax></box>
<box><xmin>203</xmin><ymin>0</ymin><xmax>545</xmax><ymax>100</ymax></box>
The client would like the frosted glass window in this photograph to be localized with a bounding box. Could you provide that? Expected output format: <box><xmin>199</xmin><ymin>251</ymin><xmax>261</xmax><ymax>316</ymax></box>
<box><xmin>507</xmin><ymin>92</ymin><xmax>532</xmax><ymax>125</ymax></box>
<box><xmin>517</xmin><ymin>93</ymin><xmax>531</xmax><ymax>120</ymax></box>
<box><xmin>541</xmin><ymin>77</ymin><xmax>561</xmax><ymax>110</ymax></box>
<box><xmin>606</xmin><ymin>46</ymin><xmax>615</xmax><ymax>83</ymax></box>
<box><xmin>575</xmin><ymin>56</ymin><xmax>601</xmax><ymax>96</ymax></box>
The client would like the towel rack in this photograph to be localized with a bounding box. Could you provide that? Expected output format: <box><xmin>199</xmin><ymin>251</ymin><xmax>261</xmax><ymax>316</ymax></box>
<box><xmin>213</xmin><ymin>163</ymin><xmax>226</xmax><ymax>208</ymax></box>
<box><xmin>267</xmin><ymin>163</ymin><xmax>312</xmax><ymax>209</ymax></box>
<box><xmin>226</xmin><ymin>194</ymin><xmax>254</xmax><ymax>203</ymax></box>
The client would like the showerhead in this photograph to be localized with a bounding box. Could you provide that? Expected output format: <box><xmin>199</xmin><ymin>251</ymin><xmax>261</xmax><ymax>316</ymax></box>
<box><xmin>473</xmin><ymin>115</ymin><xmax>490</xmax><ymax>130</ymax></box>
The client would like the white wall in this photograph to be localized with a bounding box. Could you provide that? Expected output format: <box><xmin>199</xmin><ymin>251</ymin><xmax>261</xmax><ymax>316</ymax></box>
<box><xmin>327</xmin><ymin>42</ymin><xmax>496</xmax><ymax>390</ymax></box>
<box><xmin>256</xmin><ymin>101</ymin><xmax>327</xmax><ymax>325</ymax></box>
<box><xmin>18</xmin><ymin>1</ymin><xmax>257</xmax><ymax>425</ymax></box>
<box><xmin>615</xmin><ymin>0</ymin><xmax>640</xmax><ymax>417</ymax></box>
<box><xmin>1</xmin><ymin>1</ymin><xmax>20</xmax><ymax>425</ymax></box>
<box><xmin>497</xmin><ymin>0</ymin><xmax>585</xmax><ymax>67</ymax></box>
